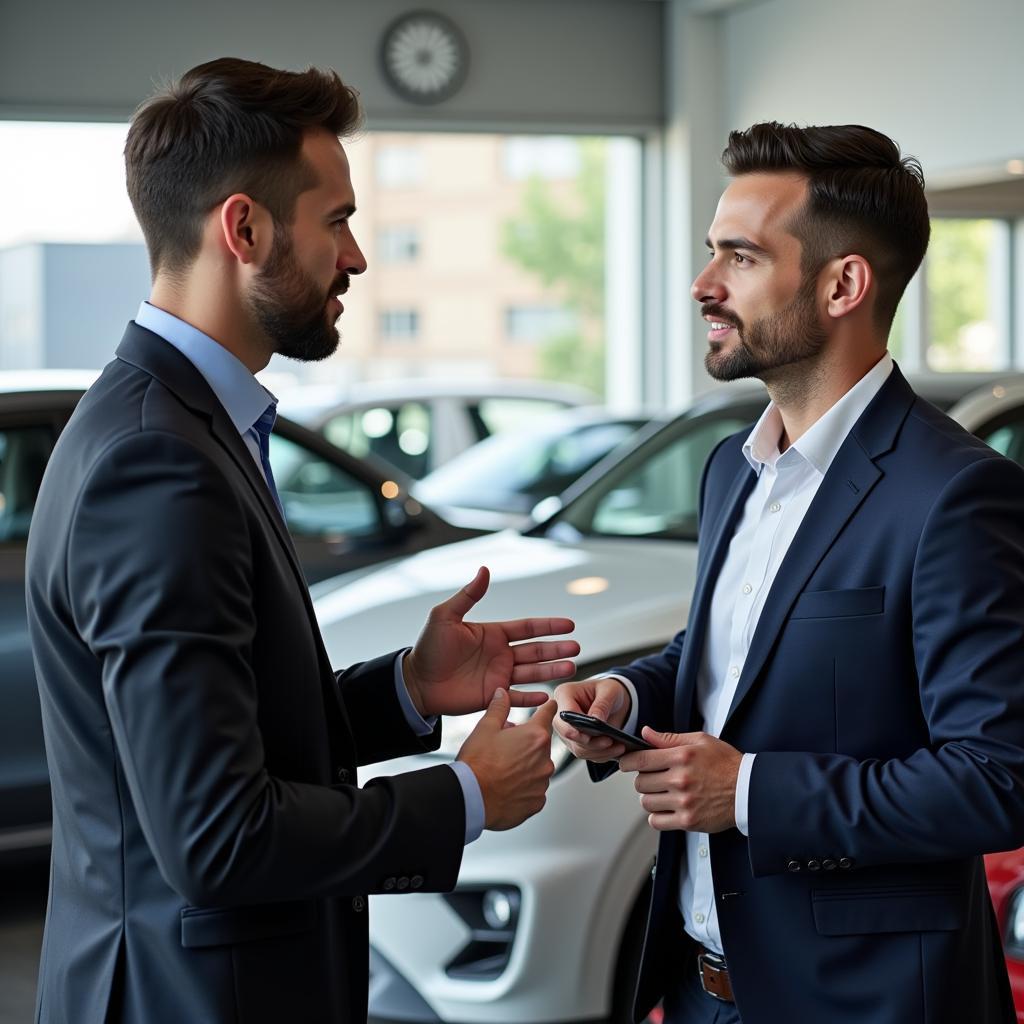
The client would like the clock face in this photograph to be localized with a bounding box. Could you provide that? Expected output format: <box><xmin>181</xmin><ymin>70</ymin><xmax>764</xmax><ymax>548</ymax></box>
<box><xmin>380</xmin><ymin>10</ymin><xmax>470</xmax><ymax>105</ymax></box>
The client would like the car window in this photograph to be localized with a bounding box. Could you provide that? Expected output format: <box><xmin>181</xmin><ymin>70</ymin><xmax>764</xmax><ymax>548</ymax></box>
<box><xmin>0</xmin><ymin>425</ymin><xmax>56</xmax><ymax>542</ymax></box>
<box><xmin>975</xmin><ymin>410</ymin><xmax>1024</xmax><ymax>466</ymax></box>
<box><xmin>557</xmin><ymin>414</ymin><xmax>755</xmax><ymax>541</ymax></box>
<box><xmin>469</xmin><ymin>398</ymin><xmax>572</xmax><ymax>441</ymax></box>
<box><xmin>322</xmin><ymin>401</ymin><xmax>432</xmax><ymax>479</ymax></box>
<box><xmin>268</xmin><ymin>433</ymin><xmax>382</xmax><ymax>540</ymax></box>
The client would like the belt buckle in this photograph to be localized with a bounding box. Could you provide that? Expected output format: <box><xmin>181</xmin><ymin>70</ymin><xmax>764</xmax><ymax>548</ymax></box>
<box><xmin>697</xmin><ymin>950</ymin><xmax>730</xmax><ymax>1002</ymax></box>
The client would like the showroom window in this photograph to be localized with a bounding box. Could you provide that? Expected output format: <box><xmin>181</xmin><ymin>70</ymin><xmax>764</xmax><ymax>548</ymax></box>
<box><xmin>375</xmin><ymin>145</ymin><xmax>424</xmax><ymax>188</ymax></box>
<box><xmin>505</xmin><ymin>305</ymin><xmax>578</xmax><ymax>343</ymax></box>
<box><xmin>377</xmin><ymin>225</ymin><xmax>420</xmax><ymax>264</ymax></box>
<box><xmin>380</xmin><ymin>308</ymin><xmax>420</xmax><ymax>341</ymax></box>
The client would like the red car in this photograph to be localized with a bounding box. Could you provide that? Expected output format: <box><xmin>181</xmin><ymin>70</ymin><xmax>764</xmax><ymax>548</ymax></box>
<box><xmin>986</xmin><ymin>850</ymin><xmax>1024</xmax><ymax>1019</ymax></box>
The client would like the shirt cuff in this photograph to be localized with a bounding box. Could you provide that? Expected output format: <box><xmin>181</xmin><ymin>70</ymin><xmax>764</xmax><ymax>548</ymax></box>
<box><xmin>734</xmin><ymin>752</ymin><xmax>755</xmax><ymax>836</ymax></box>
<box><xmin>594</xmin><ymin>673</ymin><xmax>639</xmax><ymax>735</ymax></box>
<box><xmin>449</xmin><ymin>761</ymin><xmax>486</xmax><ymax>844</ymax></box>
<box><xmin>394</xmin><ymin>648</ymin><xmax>436</xmax><ymax>737</ymax></box>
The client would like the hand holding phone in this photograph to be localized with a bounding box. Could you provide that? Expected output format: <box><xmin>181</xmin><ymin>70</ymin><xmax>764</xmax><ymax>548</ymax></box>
<box><xmin>558</xmin><ymin>711</ymin><xmax>653</xmax><ymax>752</ymax></box>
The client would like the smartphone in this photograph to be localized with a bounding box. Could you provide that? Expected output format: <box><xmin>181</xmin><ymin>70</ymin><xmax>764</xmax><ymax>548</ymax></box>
<box><xmin>558</xmin><ymin>711</ymin><xmax>654</xmax><ymax>752</ymax></box>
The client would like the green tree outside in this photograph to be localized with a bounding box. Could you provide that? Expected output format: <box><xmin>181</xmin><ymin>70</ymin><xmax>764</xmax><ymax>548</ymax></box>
<box><xmin>501</xmin><ymin>139</ymin><xmax>606</xmax><ymax>396</ymax></box>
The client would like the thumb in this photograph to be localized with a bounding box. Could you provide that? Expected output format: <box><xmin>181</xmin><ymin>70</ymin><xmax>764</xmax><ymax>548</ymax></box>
<box><xmin>432</xmin><ymin>566</ymin><xmax>489</xmax><ymax>623</ymax></box>
<box><xmin>480</xmin><ymin>687</ymin><xmax>511</xmax><ymax>729</ymax></box>
<box><xmin>641</xmin><ymin>726</ymin><xmax>700</xmax><ymax>749</ymax></box>
<box><xmin>529</xmin><ymin>699</ymin><xmax>559</xmax><ymax>733</ymax></box>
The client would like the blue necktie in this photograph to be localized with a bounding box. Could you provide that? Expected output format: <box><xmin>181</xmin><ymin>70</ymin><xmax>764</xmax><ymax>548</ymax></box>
<box><xmin>252</xmin><ymin>404</ymin><xmax>286</xmax><ymax>520</ymax></box>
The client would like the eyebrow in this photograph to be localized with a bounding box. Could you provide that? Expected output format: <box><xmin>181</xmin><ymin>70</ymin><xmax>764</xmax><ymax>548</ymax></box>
<box><xmin>705</xmin><ymin>235</ymin><xmax>772</xmax><ymax>258</ymax></box>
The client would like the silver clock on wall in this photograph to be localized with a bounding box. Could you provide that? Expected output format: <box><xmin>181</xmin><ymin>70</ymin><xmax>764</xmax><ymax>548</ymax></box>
<box><xmin>379</xmin><ymin>10</ymin><xmax>470</xmax><ymax>105</ymax></box>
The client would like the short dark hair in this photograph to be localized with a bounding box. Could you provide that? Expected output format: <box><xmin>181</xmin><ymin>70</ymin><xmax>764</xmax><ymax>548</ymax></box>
<box><xmin>125</xmin><ymin>57</ymin><xmax>361</xmax><ymax>276</ymax></box>
<box><xmin>722</xmin><ymin>122</ymin><xmax>930</xmax><ymax>330</ymax></box>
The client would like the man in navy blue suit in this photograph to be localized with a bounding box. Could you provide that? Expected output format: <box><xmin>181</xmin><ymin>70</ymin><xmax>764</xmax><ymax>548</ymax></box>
<box><xmin>555</xmin><ymin>122</ymin><xmax>1024</xmax><ymax>1023</ymax></box>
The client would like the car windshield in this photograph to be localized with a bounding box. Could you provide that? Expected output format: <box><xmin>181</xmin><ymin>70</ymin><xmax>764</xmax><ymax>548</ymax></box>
<box><xmin>414</xmin><ymin>414</ymin><xmax>646</xmax><ymax>513</ymax></box>
<box><xmin>542</xmin><ymin>398</ymin><xmax>768</xmax><ymax>541</ymax></box>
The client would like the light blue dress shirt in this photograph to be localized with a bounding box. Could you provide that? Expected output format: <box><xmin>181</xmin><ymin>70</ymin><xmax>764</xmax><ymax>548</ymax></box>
<box><xmin>134</xmin><ymin>302</ymin><xmax>484</xmax><ymax>844</ymax></box>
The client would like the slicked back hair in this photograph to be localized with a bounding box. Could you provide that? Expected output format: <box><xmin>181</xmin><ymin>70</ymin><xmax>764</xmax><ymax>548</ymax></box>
<box><xmin>125</xmin><ymin>57</ymin><xmax>361</xmax><ymax>277</ymax></box>
<box><xmin>722</xmin><ymin>122</ymin><xmax>930</xmax><ymax>331</ymax></box>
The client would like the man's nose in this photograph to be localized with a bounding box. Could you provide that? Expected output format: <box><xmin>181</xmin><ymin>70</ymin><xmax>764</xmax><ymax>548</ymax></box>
<box><xmin>340</xmin><ymin>235</ymin><xmax>367</xmax><ymax>276</ymax></box>
<box><xmin>691</xmin><ymin>265</ymin><xmax>725</xmax><ymax>304</ymax></box>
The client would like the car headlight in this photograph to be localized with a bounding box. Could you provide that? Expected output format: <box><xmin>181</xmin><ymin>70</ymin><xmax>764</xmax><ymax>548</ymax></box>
<box><xmin>1004</xmin><ymin>886</ymin><xmax>1024</xmax><ymax>959</ymax></box>
<box><xmin>435</xmin><ymin>684</ymin><xmax>574</xmax><ymax>771</ymax></box>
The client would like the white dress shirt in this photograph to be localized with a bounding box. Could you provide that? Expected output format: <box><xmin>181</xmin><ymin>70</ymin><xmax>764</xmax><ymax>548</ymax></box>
<box><xmin>617</xmin><ymin>352</ymin><xmax>893</xmax><ymax>955</ymax></box>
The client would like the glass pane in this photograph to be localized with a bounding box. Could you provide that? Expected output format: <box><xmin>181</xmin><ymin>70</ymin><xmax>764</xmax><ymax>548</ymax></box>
<box><xmin>473</xmin><ymin>397</ymin><xmax>572</xmax><ymax>437</ymax></box>
<box><xmin>267</xmin><ymin>433</ymin><xmax>380</xmax><ymax>539</ymax></box>
<box><xmin>565</xmin><ymin>417</ymin><xmax>750</xmax><ymax>540</ymax></box>
<box><xmin>0</xmin><ymin>425</ymin><xmax>56</xmax><ymax>542</ymax></box>
<box><xmin>975</xmin><ymin>416</ymin><xmax>1024</xmax><ymax>467</ymax></box>
<box><xmin>926</xmin><ymin>219</ymin><xmax>1009</xmax><ymax>371</ymax></box>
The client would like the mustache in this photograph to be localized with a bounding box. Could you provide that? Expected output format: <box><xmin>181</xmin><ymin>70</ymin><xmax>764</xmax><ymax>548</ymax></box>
<box><xmin>329</xmin><ymin>274</ymin><xmax>350</xmax><ymax>297</ymax></box>
<box><xmin>701</xmin><ymin>303</ymin><xmax>742</xmax><ymax>329</ymax></box>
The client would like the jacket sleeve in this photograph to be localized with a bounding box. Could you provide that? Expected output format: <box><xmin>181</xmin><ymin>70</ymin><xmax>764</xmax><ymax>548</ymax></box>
<box><xmin>747</xmin><ymin>454</ymin><xmax>1024</xmax><ymax>876</ymax></box>
<box><xmin>68</xmin><ymin>431</ymin><xmax>465</xmax><ymax>907</ymax></box>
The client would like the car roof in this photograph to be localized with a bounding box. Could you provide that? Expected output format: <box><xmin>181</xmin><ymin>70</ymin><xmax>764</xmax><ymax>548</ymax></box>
<box><xmin>0</xmin><ymin>370</ymin><xmax>100</xmax><ymax>393</ymax></box>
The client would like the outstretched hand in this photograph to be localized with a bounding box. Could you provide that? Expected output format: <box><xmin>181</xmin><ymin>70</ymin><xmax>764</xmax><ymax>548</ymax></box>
<box><xmin>404</xmin><ymin>566</ymin><xmax>580</xmax><ymax>718</ymax></box>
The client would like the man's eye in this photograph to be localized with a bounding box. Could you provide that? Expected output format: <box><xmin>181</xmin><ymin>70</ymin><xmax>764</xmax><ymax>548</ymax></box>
<box><xmin>734</xmin><ymin>253</ymin><xmax>748</xmax><ymax>264</ymax></box>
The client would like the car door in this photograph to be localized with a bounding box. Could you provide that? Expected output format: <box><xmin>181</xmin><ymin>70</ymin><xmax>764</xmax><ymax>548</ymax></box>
<box><xmin>0</xmin><ymin>400</ymin><xmax>75</xmax><ymax>845</ymax></box>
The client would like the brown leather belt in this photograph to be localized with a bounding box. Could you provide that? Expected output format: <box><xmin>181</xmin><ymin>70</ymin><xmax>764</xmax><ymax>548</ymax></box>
<box><xmin>697</xmin><ymin>947</ymin><xmax>735</xmax><ymax>1003</ymax></box>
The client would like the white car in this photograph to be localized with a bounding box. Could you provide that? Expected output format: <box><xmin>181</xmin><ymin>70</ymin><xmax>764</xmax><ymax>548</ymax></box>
<box><xmin>312</xmin><ymin>373</ymin><xmax>1024</xmax><ymax>1024</ymax></box>
<box><xmin>279</xmin><ymin>378</ymin><xmax>595</xmax><ymax>483</ymax></box>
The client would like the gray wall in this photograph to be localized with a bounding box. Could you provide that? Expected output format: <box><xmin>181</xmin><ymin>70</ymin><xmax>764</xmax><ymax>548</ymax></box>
<box><xmin>0</xmin><ymin>244</ymin><xmax>150</xmax><ymax>369</ymax></box>
<box><xmin>0</xmin><ymin>0</ymin><xmax>664</xmax><ymax>133</ymax></box>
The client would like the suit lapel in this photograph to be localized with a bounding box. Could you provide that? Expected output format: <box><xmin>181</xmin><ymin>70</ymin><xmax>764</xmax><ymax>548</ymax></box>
<box><xmin>674</xmin><ymin>461</ymin><xmax>757</xmax><ymax>729</ymax></box>
<box><xmin>113</xmin><ymin>323</ymin><xmax>321</xmax><ymax>641</ymax></box>
<box><xmin>721</xmin><ymin>366</ymin><xmax>916</xmax><ymax>728</ymax></box>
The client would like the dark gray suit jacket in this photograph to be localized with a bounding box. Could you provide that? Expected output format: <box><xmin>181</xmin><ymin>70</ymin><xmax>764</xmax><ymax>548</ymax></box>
<box><xmin>26</xmin><ymin>322</ymin><xmax>466</xmax><ymax>1023</ymax></box>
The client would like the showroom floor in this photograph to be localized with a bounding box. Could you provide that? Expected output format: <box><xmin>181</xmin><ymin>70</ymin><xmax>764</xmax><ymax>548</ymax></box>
<box><xmin>0</xmin><ymin>861</ymin><xmax>46</xmax><ymax>1023</ymax></box>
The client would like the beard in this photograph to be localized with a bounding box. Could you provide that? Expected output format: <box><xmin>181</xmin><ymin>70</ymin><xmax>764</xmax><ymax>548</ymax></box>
<box><xmin>247</xmin><ymin>228</ymin><xmax>348</xmax><ymax>363</ymax></box>
<box><xmin>703</xmin><ymin>273</ymin><xmax>827</xmax><ymax>383</ymax></box>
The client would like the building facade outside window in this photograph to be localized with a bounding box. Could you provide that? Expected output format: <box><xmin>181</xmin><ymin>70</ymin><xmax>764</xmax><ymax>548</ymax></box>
<box><xmin>505</xmin><ymin>305</ymin><xmax>578</xmax><ymax>343</ymax></box>
<box><xmin>377</xmin><ymin>225</ymin><xmax>420</xmax><ymax>264</ymax></box>
<box><xmin>380</xmin><ymin>308</ymin><xmax>420</xmax><ymax>341</ymax></box>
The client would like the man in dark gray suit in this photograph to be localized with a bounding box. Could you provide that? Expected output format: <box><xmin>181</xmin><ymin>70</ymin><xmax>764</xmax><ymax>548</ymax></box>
<box><xmin>26</xmin><ymin>58</ymin><xmax>576</xmax><ymax>1024</ymax></box>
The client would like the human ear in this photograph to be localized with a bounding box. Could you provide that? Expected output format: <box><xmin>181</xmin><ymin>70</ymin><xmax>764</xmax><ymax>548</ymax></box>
<box><xmin>825</xmin><ymin>255</ymin><xmax>872</xmax><ymax>319</ymax></box>
<box><xmin>218</xmin><ymin>194</ymin><xmax>272</xmax><ymax>266</ymax></box>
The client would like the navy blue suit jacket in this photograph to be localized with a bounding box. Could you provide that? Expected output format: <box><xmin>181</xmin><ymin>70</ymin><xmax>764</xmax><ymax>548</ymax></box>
<box><xmin>611</xmin><ymin>366</ymin><xmax>1024</xmax><ymax>1024</ymax></box>
<box><xmin>26</xmin><ymin>324</ymin><xmax>466</xmax><ymax>1023</ymax></box>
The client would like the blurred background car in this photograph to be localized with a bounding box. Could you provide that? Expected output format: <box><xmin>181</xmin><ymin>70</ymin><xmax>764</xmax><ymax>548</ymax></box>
<box><xmin>279</xmin><ymin>378</ymin><xmax>596</xmax><ymax>482</ymax></box>
<box><xmin>412</xmin><ymin>406</ymin><xmax>656</xmax><ymax>532</ymax></box>
<box><xmin>0</xmin><ymin>373</ymin><xmax>480</xmax><ymax>859</ymax></box>
<box><xmin>310</xmin><ymin>373</ymin><xmax>1024</xmax><ymax>1024</ymax></box>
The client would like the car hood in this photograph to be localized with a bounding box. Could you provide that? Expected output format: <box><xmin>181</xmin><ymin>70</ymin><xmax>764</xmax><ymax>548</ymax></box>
<box><xmin>314</xmin><ymin>529</ymin><xmax>697</xmax><ymax>668</ymax></box>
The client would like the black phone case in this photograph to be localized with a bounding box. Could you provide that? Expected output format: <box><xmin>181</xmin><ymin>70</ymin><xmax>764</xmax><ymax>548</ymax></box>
<box><xmin>558</xmin><ymin>711</ymin><xmax>654</xmax><ymax>751</ymax></box>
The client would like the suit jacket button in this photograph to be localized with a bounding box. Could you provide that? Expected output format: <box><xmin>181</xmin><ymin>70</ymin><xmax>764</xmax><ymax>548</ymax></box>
<box><xmin>839</xmin><ymin>857</ymin><xmax>854</xmax><ymax>870</ymax></box>
<box><xmin>786</xmin><ymin>859</ymin><xmax>801</xmax><ymax>873</ymax></box>
<box><xmin>411</xmin><ymin>875</ymin><xmax>424</xmax><ymax>890</ymax></box>
<box><xmin>335</xmin><ymin>768</ymin><xmax>350</xmax><ymax>783</ymax></box>
<box><xmin>807</xmin><ymin>859</ymin><xmax>821</xmax><ymax>871</ymax></box>
<box><xmin>397</xmin><ymin>877</ymin><xmax>410</xmax><ymax>891</ymax></box>
<box><xmin>352</xmin><ymin>896</ymin><xmax>365</xmax><ymax>912</ymax></box>
<box><xmin>383</xmin><ymin>877</ymin><xmax>396</xmax><ymax>892</ymax></box>
<box><xmin>822</xmin><ymin>858</ymin><xmax>837</xmax><ymax>871</ymax></box>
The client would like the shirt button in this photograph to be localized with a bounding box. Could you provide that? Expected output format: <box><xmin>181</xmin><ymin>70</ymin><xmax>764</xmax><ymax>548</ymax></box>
<box><xmin>335</xmin><ymin>768</ymin><xmax>350</xmax><ymax>784</ymax></box>
<box><xmin>699</xmin><ymin>846</ymin><xmax>708</xmax><ymax>858</ymax></box>
<box><xmin>730</xmin><ymin>666</ymin><xmax>740</xmax><ymax>679</ymax></box>
<box><xmin>770</xmin><ymin>502</ymin><xmax>782</xmax><ymax>513</ymax></box>
<box><xmin>695</xmin><ymin>912</ymin><xmax>705</xmax><ymax>924</ymax></box>
<box><xmin>352</xmin><ymin>896</ymin><xmax>365</xmax><ymax>913</ymax></box>
<box><xmin>742</xmin><ymin>583</ymin><xmax>753</xmax><ymax>595</ymax></box>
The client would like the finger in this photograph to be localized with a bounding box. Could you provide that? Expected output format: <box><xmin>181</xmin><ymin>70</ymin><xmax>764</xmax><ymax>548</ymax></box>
<box><xmin>589</xmin><ymin>679</ymin><xmax>628</xmax><ymax>722</ymax></box>
<box><xmin>511</xmin><ymin>660</ymin><xmax>577</xmax><ymax>685</ymax></box>
<box><xmin>499</xmin><ymin>617</ymin><xmax>576</xmax><ymax>642</ymax></box>
<box><xmin>528</xmin><ymin>699</ymin><xmax>559</xmax><ymax>732</ymax></box>
<box><xmin>508</xmin><ymin>689</ymin><xmax>550</xmax><ymax>708</ymax></box>
<box><xmin>432</xmin><ymin>566</ymin><xmax>489</xmax><ymax>622</ymax></box>
<box><xmin>478</xmin><ymin>686</ymin><xmax>510</xmax><ymax>730</ymax></box>
<box><xmin>639</xmin><ymin>793</ymin><xmax>679</xmax><ymax>813</ymax></box>
<box><xmin>641</xmin><ymin>726</ymin><xmax>702</xmax><ymax>749</ymax></box>
<box><xmin>647</xmin><ymin>812</ymin><xmax>683</xmax><ymax>832</ymax></box>
<box><xmin>633</xmin><ymin>770</ymin><xmax>673</xmax><ymax>794</ymax></box>
<box><xmin>512</xmin><ymin>640</ymin><xmax>581</xmax><ymax>664</ymax></box>
<box><xmin>620</xmin><ymin>748</ymin><xmax>675</xmax><ymax>773</ymax></box>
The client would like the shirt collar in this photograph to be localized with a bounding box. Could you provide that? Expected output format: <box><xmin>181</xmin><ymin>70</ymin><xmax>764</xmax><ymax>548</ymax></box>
<box><xmin>135</xmin><ymin>301</ymin><xmax>275</xmax><ymax>436</ymax></box>
<box><xmin>741</xmin><ymin>351</ymin><xmax>894</xmax><ymax>476</ymax></box>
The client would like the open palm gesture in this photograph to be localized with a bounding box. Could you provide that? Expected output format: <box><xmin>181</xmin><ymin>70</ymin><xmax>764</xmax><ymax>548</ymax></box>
<box><xmin>404</xmin><ymin>566</ymin><xmax>579</xmax><ymax>718</ymax></box>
